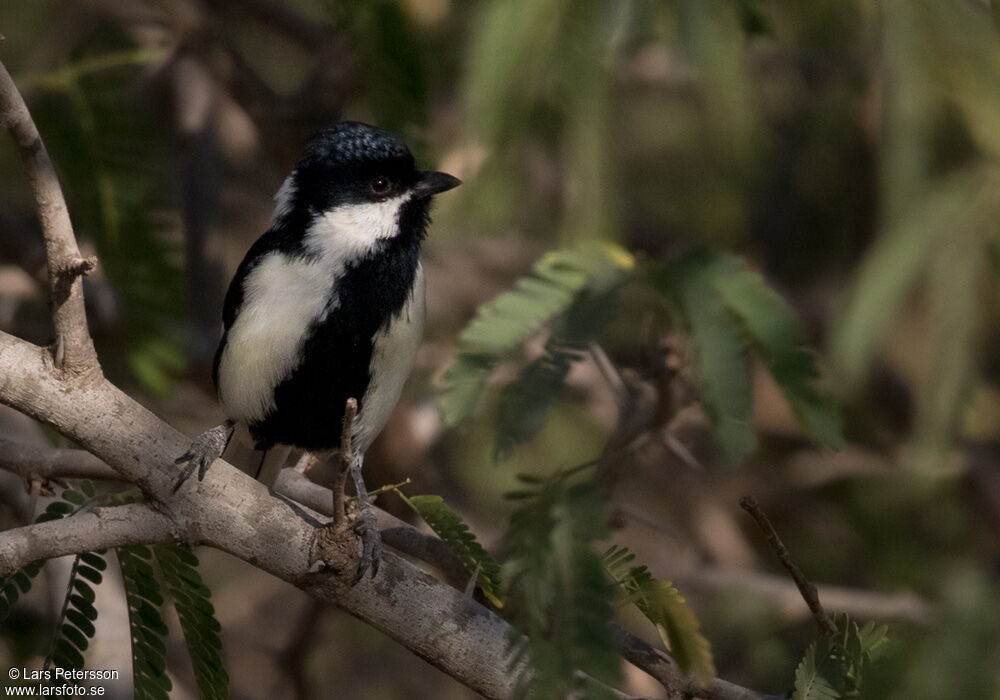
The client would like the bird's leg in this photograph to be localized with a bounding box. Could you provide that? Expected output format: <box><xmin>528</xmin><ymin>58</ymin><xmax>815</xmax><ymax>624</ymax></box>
<box><xmin>256</xmin><ymin>445</ymin><xmax>291</xmax><ymax>490</ymax></box>
<box><xmin>349</xmin><ymin>453</ymin><xmax>381</xmax><ymax>582</ymax></box>
<box><xmin>173</xmin><ymin>420</ymin><xmax>235</xmax><ymax>493</ymax></box>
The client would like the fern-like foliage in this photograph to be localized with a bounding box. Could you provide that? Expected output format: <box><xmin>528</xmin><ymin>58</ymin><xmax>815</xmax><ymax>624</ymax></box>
<box><xmin>793</xmin><ymin>614</ymin><xmax>888</xmax><ymax>700</ymax></box>
<box><xmin>503</xmin><ymin>478</ymin><xmax>621</xmax><ymax>700</ymax></box>
<box><xmin>439</xmin><ymin>242</ymin><xmax>635</xmax><ymax>457</ymax></box>
<box><xmin>653</xmin><ymin>248</ymin><xmax>843</xmax><ymax>462</ymax></box>
<box><xmin>397</xmin><ymin>493</ymin><xmax>504</xmax><ymax>607</ymax></box>
<box><xmin>153</xmin><ymin>544</ymin><xmax>229</xmax><ymax>699</ymax></box>
<box><xmin>117</xmin><ymin>545</ymin><xmax>171</xmax><ymax>700</ymax></box>
<box><xmin>0</xmin><ymin>482</ymin><xmax>98</xmax><ymax>625</ymax></box>
<box><xmin>0</xmin><ymin>481</ymin><xmax>227</xmax><ymax>697</ymax></box>
<box><xmin>45</xmin><ymin>552</ymin><xmax>107</xmax><ymax>673</ymax></box>
<box><xmin>602</xmin><ymin>545</ymin><xmax>715</xmax><ymax>686</ymax></box>
<box><xmin>0</xmin><ymin>561</ymin><xmax>43</xmax><ymax>626</ymax></box>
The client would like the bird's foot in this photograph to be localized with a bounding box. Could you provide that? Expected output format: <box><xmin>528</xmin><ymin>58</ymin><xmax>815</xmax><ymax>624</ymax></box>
<box><xmin>173</xmin><ymin>422</ymin><xmax>234</xmax><ymax>493</ymax></box>
<box><xmin>351</xmin><ymin>504</ymin><xmax>381</xmax><ymax>583</ymax></box>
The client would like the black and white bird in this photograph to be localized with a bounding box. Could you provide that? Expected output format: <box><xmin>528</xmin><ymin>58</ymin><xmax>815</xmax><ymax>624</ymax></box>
<box><xmin>174</xmin><ymin>121</ymin><xmax>460</xmax><ymax>579</ymax></box>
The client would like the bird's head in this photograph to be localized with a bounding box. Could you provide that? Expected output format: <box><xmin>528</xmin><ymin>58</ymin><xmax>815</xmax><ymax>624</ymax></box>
<box><xmin>273</xmin><ymin>121</ymin><xmax>460</xmax><ymax>257</ymax></box>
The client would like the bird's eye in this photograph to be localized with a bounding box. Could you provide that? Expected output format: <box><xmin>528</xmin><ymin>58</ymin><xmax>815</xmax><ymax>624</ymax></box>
<box><xmin>369</xmin><ymin>176</ymin><xmax>391</xmax><ymax>196</ymax></box>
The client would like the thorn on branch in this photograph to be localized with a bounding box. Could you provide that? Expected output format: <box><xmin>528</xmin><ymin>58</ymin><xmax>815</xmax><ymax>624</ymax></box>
<box><xmin>464</xmin><ymin>562</ymin><xmax>481</xmax><ymax>598</ymax></box>
<box><xmin>739</xmin><ymin>495</ymin><xmax>837</xmax><ymax>635</ymax></box>
<box><xmin>56</xmin><ymin>256</ymin><xmax>97</xmax><ymax>280</ymax></box>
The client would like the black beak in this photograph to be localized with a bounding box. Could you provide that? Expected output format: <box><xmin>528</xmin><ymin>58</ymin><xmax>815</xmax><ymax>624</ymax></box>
<box><xmin>412</xmin><ymin>170</ymin><xmax>462</xmax><ymax>199</ymax></box>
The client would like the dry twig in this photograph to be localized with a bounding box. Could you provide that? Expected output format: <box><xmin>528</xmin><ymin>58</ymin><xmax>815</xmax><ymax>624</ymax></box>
<box><xmin>334</xmin><ymin>397</ymin><xmax>358</xmax><ymax>527</ymax></box>
<box><xmin>740</xmin><ymin>496</ymin><xmax>837</xmax><ymax>635</ymax></box>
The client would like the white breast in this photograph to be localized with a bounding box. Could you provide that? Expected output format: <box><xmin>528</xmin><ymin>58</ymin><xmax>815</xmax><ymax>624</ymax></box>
<box><xmin>354</xmin><ymin>264</ymin><xmax>426</xmax><ymax>452</ymax></box>
<box><xmin>216</xmin><ymin>252</ymin><xmax>331</xmax><ymax>424</ymax></box>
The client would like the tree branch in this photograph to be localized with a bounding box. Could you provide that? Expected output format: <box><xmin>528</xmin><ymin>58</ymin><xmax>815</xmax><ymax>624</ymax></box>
<box><xmin>0</xmin><ymin>329</ymin><xmax>524</xmax><ymax>698</ymax></box>
<box><xmin>0</xmin><ymin>61</ymin><xmax>776</xmax><ymax>700</ymax></box>
<box><xmin>0</xmin><ymin>503</ymin><xmax>177</xmax><ymax>575</ymax></box>
<box><xmin>0</xmin><ymin>62</ymin><xmax>98</xmax><ymax>374</ymax></box>
<box><xmin>0</xmin><ymin>437</ymin><xmax>121</xmax><ymax>482</ymax></box>
<box><xmin>613</xmin><ymin>626</ymin><xmax>788</xmax><ymax>700</ymax></box>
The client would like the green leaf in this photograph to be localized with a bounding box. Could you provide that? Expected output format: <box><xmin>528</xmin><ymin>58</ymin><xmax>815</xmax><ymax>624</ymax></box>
<box><xmin>398</xmin><ymin>494</ymin><xmax>504</xmax><ymax>608</ymax></box>
<box><xmin>439</xmin><ymin>242</ymin><xmax>634</xmax><ymax>452</ymax></box>
<box><xmin>4</xmin><ymin>486</ymin><xmax>100</xmax><ymax>627</ymax></box>
<box><xmin>503</xmin><ymin>481</ymin><xmax>621</xmax><ymax>699</ymax></box>
<box><xmin>794</xmin><ymin>641</ymin><xmax>841</xmax><ymax>700</ymax></box>
<box><xmin>44</xmin><ymin>552</ymin><xmax>109</xmax><ymax>675</ymax></box>
<box><xmin>153</xmin><ymin>544</ymin><xmax>228</xmax><ymax>700</ymax></box>
<box><xmin>118</xmin><ymin>546</ymin><xmax>171</xmax><ymax>699</ymax></box>
<box><xmin>602</xmin><ymin>546</ymin><xmax>715</xmax><ymax>686</ymax></box>
<box><xmin>793</xmin><ymin>614</ymin><xmax>890</xmax><ymax>699</ymax></box>
<box><xmin>833</xmin><ymin>166</ymin><xmax>990</xmax><ymax>387</ymax></box>
<box><xmin>656</xmin><ymin>250</ymin><xmax>755</xmax><ymax>461</ymax></box>
<box><xmin>712</xmin><ymin>262</ymin><xmax>843</xmax><ymax>448</ymax></box>
<box><xmin>654</xmin><ymin>249</ymin><xmax>842</xmax><ymax>460</ymax></box>
<box><xmin>61</xmin><ymin>490</ymin><xmax>86</xmax><ymax>505</ymax></box>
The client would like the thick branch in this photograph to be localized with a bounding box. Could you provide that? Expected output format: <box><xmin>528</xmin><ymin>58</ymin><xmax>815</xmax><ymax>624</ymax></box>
<box><xmin>0</xmin><ymin>503</ymin><xmax>177</xmax><ymax>575</ymax></box>
<box><xmin>0</xmin><ymin>62</ymin><xmax>98</xmax><ymax>373</ymax></box>
<box><xmin>0</xmin><ymin>330</ymin><xmax>520</xmax><ymax>698</ymax></box>
<box><xmin>274</xmin><ymin>469</ymin><xmax>473</xmax><ymax>588</ymax></box>
<box><xmin>0</xmin><ymin>438</ymin><xmax>121</xmax><ymax>482</ymax></box>
<box><xmin>0</xmin><ymin>437</ymin><xmax>805</xmax><ymax>699</ymax></box>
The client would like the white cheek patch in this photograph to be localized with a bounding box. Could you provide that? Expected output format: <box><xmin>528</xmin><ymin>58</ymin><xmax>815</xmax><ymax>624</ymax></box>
<box><xmin>272</xmin><ymin>175</ymin><xmax>296</xmax><ymax>223</ymax></box>
<box><xmin>304</xmin><ymin>195</ymin><xmax>409</xmax><ymax>261</ymax></box>
<box><xmin>216</xmin><ymin>253</ymin><xmax>331</xmax><ymax>423</ymax></box>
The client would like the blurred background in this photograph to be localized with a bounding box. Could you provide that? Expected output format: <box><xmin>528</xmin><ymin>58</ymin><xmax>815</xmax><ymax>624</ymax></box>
<box><xmin>1</xmin><ymin>0</ymin><xmax>999</xmax><ymax>698</ymax></box>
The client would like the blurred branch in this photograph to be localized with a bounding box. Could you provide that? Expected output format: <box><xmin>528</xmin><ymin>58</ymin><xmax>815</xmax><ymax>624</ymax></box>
<box><xmin>673</xmin><ymin>566</ymin><xmax>934</xmax><ymax>626</ymax></box>
<box><xmin>612</xmin><ymin>626</ymin><xmax>785</xmax><ymax>700</ymax></box>
<box><xmin>0</xmin><ymin>61</ymin><xmax>98</xmax><ymax>373</ymax></box>
<box><xmin>168</xmin><ymin>52</ymin><xmax>226</xmax><ymax>365</ymax></box>
<box><xmin>16</xmin><ymin>48</ymin><xmax>167</xmax><ymax>92</ymax></box>
<box><xmin>190</xmin><ymin>29</ymin><xmax>352</xmax><ymax>164</ymax></box>
<box><xmin>740</xmin><ymin>496</ymin><xmax>837</xmax><ymax>635</ymax></box>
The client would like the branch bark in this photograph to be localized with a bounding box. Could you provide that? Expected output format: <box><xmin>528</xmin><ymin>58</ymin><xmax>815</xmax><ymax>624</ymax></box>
<box><xmin>0</xmin><ymin>503</ymin><xmax>177</xmax><ymax>575</ymax></box>
<box><xmin>0</xmin><ymin>438</ymin><xmax>121</xmax><ymax>482</ymax></box>
<box><xmin>0</xmin><ymin>61</ymin><xmax>98</xmax><ymax>374</ymax></box>
<box><xmin>0</xmin><ymin>330</ymin><xmax>524</xmax><ymax>698</ymax></box>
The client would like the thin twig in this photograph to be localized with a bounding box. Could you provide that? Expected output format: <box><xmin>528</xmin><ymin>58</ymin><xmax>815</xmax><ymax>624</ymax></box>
<box><xmin>739</xmin><ymin>496</ymin><xmax>837</xmax><ymax>635</ymax></box>
<box><xmin>589</xmin><ymin>341</ymin><xmax>628</xmax><ymax>404</ymax></box>
<box><xmin>27</xmin><ymin>479</ymin><xmax>41</xmax><ymax>521</ymax></box>
<box><xmin>613</xmin><ymin>625</ymin><xmax>782</xmax><ymax>700</ymax></box>
<box><xmin>463</xmin><ymin>562</ymin><xmax>481</xmax><ymax>598</ymax></box>
<box><xmin>333</xmin><ymin>398</ymin><xmax>358</xmax><ymax>527</ymax></box>
<box><xmin>364</xmin><ymin>477</ymin><xmax>410</xmax><ymax>501</ymax></box>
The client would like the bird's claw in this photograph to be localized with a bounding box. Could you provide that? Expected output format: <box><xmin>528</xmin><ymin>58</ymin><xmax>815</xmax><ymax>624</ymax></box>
<box><xmin>351</xmin><ymin>506</ymin><xmax>381</xmax><ymax>583</ymax></box>
<box><xmin>173</xmin><ymin>424</ymin><xmax>232</xmax><ymax>493</ymax></box>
